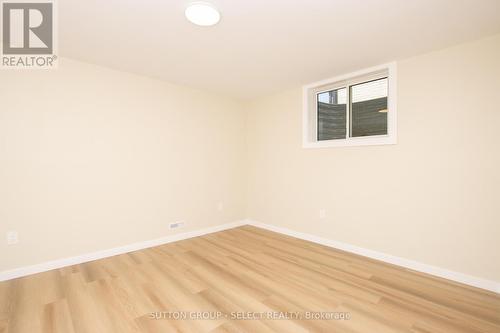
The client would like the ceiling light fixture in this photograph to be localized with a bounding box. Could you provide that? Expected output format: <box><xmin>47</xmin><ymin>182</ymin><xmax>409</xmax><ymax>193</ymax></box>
<box><xmin>185</xmin><ymin>2</ymin><xmax>220</xmax><ymax>26</ymax></box>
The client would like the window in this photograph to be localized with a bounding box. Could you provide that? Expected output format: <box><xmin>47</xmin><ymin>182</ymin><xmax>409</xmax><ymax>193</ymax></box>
<box><xmin>303</xmin><ymin>63</ymin><xmax>397</xmax><ymax>148</ymax></box>
<box><xmin>317</xmin><ymin>87</ymin><xmax>347</xmax><ymax>140</ymax></box>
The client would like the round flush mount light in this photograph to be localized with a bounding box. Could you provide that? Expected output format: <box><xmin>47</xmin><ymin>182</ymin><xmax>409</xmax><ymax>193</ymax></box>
<box><xmin>185</xmin><ymin>2</ymin><xmax>220</xmax><ymax>26</ymax></box>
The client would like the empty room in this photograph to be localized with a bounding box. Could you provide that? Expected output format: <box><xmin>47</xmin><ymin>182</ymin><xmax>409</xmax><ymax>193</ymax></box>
<box><xmin>1</xmin><ymin>0</ymin><xmax>500</xmax><ymax>332</ymax></box>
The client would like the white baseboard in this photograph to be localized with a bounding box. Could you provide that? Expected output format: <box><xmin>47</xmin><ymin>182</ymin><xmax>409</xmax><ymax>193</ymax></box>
<box><xmin>3</xmin><ymin>219</ymin><xmax>499</xmax><ymax>294</ymax></box>
<box><xmin>247</xmin><ymin>220</ymin><xmax>500</xmax><ymax>294</ymax></box>
<box><xmin>0</xmin><ymin>220</ymin><xmax>247</xmax><ymax>282</ymax></box>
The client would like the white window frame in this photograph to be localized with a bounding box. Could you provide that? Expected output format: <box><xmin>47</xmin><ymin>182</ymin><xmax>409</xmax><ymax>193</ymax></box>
<box><xmin>302</xmin><ymin>62</ymin><xmax>397</xmax><ymax>148</ymax></box>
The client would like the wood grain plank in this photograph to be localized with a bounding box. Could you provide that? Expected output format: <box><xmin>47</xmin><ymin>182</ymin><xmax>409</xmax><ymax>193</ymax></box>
<box><xmin>0</xmin><ymin>226</ymin><xmax>498</xmax><ymax>333</ymax></box>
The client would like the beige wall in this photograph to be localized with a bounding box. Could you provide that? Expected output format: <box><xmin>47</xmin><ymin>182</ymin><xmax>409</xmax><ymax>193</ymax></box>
<box><xmin>246</xmin><ymin>34</ymin><xmax>500</xmax><ymax>282</ymax></box>
<box><xmin>0</xmin><ymin>58</ymin><xmax>246</xmax><ymax>271</ymax></box>
<box><xmin>1</xmin><ymin>35</ymin><xmax>499</xmax><ymax>283</ymax></box>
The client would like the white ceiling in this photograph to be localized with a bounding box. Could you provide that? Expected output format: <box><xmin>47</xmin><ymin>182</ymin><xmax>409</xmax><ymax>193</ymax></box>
<box><xmin>59</xmin><ymin>0</ymin><xmax>500</xmax><ymax>100</ymax></box>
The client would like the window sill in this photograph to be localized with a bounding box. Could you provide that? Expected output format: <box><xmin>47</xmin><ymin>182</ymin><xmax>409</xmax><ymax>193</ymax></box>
<box><xmin>303</xmin><ymin>135</ymin><xmax>397</xmax><ymax>149</ymax></box>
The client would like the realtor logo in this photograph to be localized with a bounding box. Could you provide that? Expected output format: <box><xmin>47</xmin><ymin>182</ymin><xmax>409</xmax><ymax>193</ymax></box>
<box><xmin>1</xmin><ymin>0</ymin><xmax>57</xmax><ymax>68</ymax></box>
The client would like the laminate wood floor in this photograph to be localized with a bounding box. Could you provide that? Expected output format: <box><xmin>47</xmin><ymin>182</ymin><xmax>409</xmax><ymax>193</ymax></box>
<box><xmin>1</xmin><ymin>225</ymin><xmax>499</xmax><ymax>333</ymax></box>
